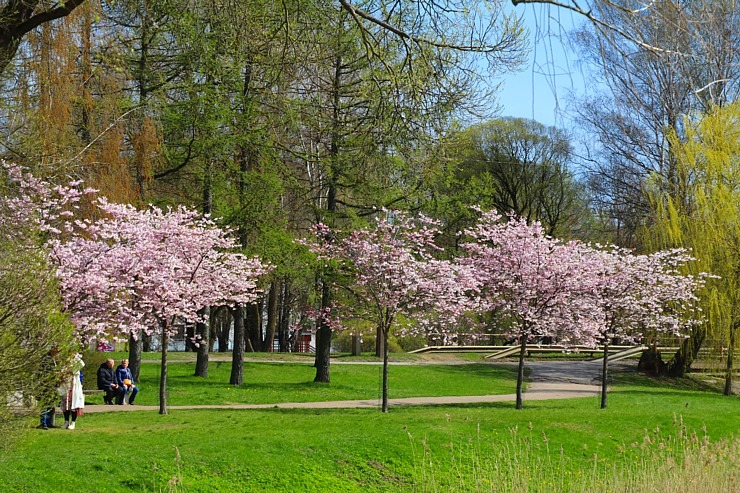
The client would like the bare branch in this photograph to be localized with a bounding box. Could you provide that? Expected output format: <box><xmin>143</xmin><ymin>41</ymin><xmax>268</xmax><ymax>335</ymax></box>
<box><xmin>511</xmin><ymin>0</ymin><xmax>686</xmax><ymax>55</ymax></box>
<box><xmin>0</xmin><ymin>1</ymin><xmax>86</xmax><ymax>75</ymax></box>
<box><xmin>339</xmin><ymin>0</ymin><xmax>507</xmax><ymax>53</ymax></box>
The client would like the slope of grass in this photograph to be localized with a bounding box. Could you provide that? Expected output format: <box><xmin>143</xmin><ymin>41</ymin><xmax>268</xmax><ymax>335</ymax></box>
<box><xmin>1</xmin><ymin>363</ymin><xmax>737</xmax><ymax>492</ymax></box>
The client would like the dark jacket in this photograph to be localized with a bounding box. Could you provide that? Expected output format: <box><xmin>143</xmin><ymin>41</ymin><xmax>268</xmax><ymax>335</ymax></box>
<box><xmin>97</xmin><ymin>362</ymin><xmax>116</xmax><ymax>390</ymax></box>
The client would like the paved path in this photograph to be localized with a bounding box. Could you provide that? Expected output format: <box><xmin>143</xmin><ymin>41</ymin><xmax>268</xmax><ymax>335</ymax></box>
<box><xmin>82</xmin><ymin>360</ymin><xmax>610</xmax><ymax>413</ymax></box>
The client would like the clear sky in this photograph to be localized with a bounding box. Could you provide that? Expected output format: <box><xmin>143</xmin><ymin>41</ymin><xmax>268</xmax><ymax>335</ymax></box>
<box><xmin>496</xmin><ymin>4</ymin><xmax>589</xmax><ymax>129</ymax></box>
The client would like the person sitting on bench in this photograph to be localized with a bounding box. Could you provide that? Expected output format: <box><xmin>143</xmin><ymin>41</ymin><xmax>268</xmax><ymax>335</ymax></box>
<box><xmin>96</xmin><ymin>358</ymin><xmax>123</xmax><ymax>405</ymax></box>
<box><xmin>115</xmin><ymin>358</ymin><xmax>138</xmax><ymax>405</ymax></box>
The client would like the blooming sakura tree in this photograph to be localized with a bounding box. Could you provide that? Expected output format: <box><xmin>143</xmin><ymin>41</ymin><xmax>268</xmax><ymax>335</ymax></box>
<box><xmin>462</xmin><ymin>210</ymin><xmax>597</xmax><ymax>409</ymax></box>
<box><xmin>3</xmin><ymin>165</ymin><xmax>270</xmax><ymax>414</ymax></box>
<box><xmin>306</xmin><ymin>212</ymin><xmax>475</xmax><ymax>412</ymax></box>
<box><xmin>51</xmin><ymin>201</ymin><xmax>270</xmax><ymax>414</ymax></box>
<box><xmin>582</xmin><ymin>247</ymin><xmax>706</xmax><ymax>408</ymax></box>
<box><xmin>463</xmin><ymin>209</ymin><xmax>707</xmax><ymax>409</ymax></box>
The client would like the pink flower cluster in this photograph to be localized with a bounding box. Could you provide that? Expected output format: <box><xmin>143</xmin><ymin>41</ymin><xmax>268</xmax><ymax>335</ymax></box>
<box><xmin>462</xmin><ymin>210</ymin><xmax>706</xmax><ymax>346</ymax></box>
<box><xmin>2</xmin><ymin>164</ymin><xmax>271</xmax><ymax>342</ymax></box>
<box><xmin>303</xmin><ymin>208</ymin><xmax>706</xmax><ymax>348</ymax></box>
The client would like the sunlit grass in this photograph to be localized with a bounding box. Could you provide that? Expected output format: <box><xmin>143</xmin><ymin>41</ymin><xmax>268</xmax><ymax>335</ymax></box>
<box><xmin>411</xmin><ymin>416</ymin><xmax>738</xmax><ymax>492</ymax></box>
<box><xmin>84</xmin><ymin>358</ymin><xmax>520</xmax><ymax>407</ymax></box>
<box><xmin>2</xmin><ymin>360</ymin><xmax>736</xmax><ymax>492</ymax></box>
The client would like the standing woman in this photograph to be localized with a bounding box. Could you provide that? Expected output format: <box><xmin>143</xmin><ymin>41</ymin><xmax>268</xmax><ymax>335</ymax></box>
<box><xmin>60</xmin><ymin>353</ymin><xmax>85</xmax><ymax>430</ymax></box>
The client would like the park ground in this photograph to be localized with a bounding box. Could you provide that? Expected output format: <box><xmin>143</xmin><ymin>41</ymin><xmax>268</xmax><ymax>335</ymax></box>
<box><xmin>0</xmin><ymin>352</ymin><xmax>737</xmax><ymax>492</ymax></box>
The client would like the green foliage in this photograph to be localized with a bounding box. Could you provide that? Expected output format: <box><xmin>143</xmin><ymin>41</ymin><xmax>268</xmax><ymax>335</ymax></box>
<box><xmin>0</xmin><ymin>240</ymin><xmax>76</xmax><ymax>449</ymax></box>
<box><xmin>425</xmin><ymin>117</ymin><xmax>591</xmax><ymax>248</ymax></box>
<box><xmin>79</xmin><ymin>351</ymin><xmax>110</xmax><ymax>391</ymax></box>
<box><xmin>333</xmin><ymin>331</ymin><xmax>415</xmax><ymax>354</ymax></box>
<box><xmin>395</xmin><ymin>333</ymin><xmax>428</xmax><ymax>353</ymax></box>
<box><xmin>646</xmin><ymin>102</ymin><xmax>740</xmax><ymax>385</ymax></box>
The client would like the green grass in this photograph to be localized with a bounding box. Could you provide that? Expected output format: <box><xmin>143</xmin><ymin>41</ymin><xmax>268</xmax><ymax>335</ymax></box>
<box><xmin>1</xmin><ymin>363</ymin><xmax>737</xmax><ymax>492</ymax></box>
<box><xmin>87</xmin><ymin>360</ymin><xmax>519</xmax><ymax>406</ymax></box>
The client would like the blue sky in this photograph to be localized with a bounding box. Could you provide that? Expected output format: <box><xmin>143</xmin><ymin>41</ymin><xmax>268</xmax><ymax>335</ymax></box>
<box><xmin>496</xmin><ymin>4</ymin><xmax>589</xmax><ymax>129</ymax></box>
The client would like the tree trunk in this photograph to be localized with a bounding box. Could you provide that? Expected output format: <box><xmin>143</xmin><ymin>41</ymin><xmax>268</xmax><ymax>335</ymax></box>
<box><xmin>668</xmin><ymin>326</ymin><xmax>706</xmax><ymax>377</ymax></box>
<box><xmin>184</xmin><ymin>325</ymin><xmax>196</xmax><ymax>352</ymax></box>
<box><xmin>215</xmin><ymin>306</ymin><xmax>230</xmax><ymax>352</ymax></box>
<box><xmin>245</xmin><ymin>303</ymin><xmax>261</xmax><ymax>352</ymax></box>
<box><xmin>375</xmin><ymin>324</ymin><xmax>384</xmax><ymax>357</ymax></box>
<box><xmin>638</xmin><ymin>345</ymin><xmax>667</xmax><ymax>376</ymax></box>
<box><xmin>142</xmin><ymin>332</ymin><xmax>152</xmax><ymax>352</ymax></box>
<box><xmin>159</xmin><ymin>322</ymin><xmax>169</xmax><ymax>415</ymax></box>
<box><xmin>230</xmin><ymin>305</ymin><xmax>245</xmax><ymax>385</ymax></box>
<box><xmin>263</xmin><ymin>281</ymin><xmax>278</xmax><ymax>351</ymax></box>
<box><xmin>128</xmin><ymin>331</ymin><xmax>143</xmax><ymax>383</ymax></box>
<box><xmin>724</xmin><ymin>321</ymin><xmax>736</xmax><ymax>396</ymax></box>
<box><xmin>208</xmin><ymin>309</ymin><xmax>217</xmax><ymax>352</ymax></box>
<box><xmin>313</xmin><ymin>52</ymin><xmax>341</xmax><ymax>380</ymax></box>
<box><xmin>314</xmin><ymin>282</ymin><xmax>332</xmax><ymax>383</ymax></box>
<box><xmin>381</xmin><ymin>327</ymin><xmax>390</xmax><ymax>413</ymax></box>
<box><xmin>516</xmin><ymin>334</ymin><xmax>527</xmax><ymax>410</ymax></box>
<box><xmin>194</xmin><ymin>307</ymin><xmax>210</xmax><ymax>378</ymax></box>
<box><xmin>79</xmin><ymin>4</ymin><xmax>92</xmax><ymax>144</ymax></box>
<box><xmin>278</xmin><ymin>281</ymin><xmax>291</xmax><ymax>353</ymax></box>
<box><xmin>600</xmin><ymin>341</ymin><xmax>609</xmax><ymax>409</ymax></box>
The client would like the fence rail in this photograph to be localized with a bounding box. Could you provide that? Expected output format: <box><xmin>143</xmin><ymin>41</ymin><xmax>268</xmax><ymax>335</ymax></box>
<box><xmin>409</xmin><ymin>344</ymin><xmax>681</xmax><ymax>360</ymax></box>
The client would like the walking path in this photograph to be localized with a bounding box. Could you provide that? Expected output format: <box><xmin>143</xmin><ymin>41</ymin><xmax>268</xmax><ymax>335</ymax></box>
<box><xmin>83</xmin><ymin>360</ymin><xmax>611</xmax><ymax>413</ymax></box>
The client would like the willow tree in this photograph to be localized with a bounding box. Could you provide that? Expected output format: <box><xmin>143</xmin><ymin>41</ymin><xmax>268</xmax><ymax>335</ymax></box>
<box><xmin>508</xmin><ymin>1</ymin><xmax>740</xmax><ymax>247</ymax></box>
<box><xmin>648</xmin><ymin>102</ymin><xmax>740</xmax><ymax>391</ymax></box>
<box><xmin>0</xmin><ymin>1</ymin><xmax>143</xmax><ymax>205</ymax></box>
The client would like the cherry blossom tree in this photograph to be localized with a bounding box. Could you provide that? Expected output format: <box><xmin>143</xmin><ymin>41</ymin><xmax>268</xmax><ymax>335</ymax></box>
<box><xmin>306</xmin><ymin>212</ymin><xmax>475</xmax><ymax>412</ymax></box>
<box><xmin>462</xmin><ymin>210</ymin><xmax>599</xmax><ymax>409</ymax></box>
<box><xmin>462</xmin><ymin>208</ymin><xmax>707</xmax><ymax>410</ymax></box>
<box><xmin>0</xmin><ymin>162</ymin><xmax>96</xmax><ymax>240</ymax></box>
<box><xmin>2</xmin><ymin>164</ymin><xmax>270</xmax><ymax>414</ymax></box>
<box><xmin>582</xmin><ymin>246</ymin><xmax>706</xmax><ymax>408</ymax></box>
<box><xmin>50</xmin><ymin>200</ymin><xmax>270</xmax><ymax>414</ymax></box>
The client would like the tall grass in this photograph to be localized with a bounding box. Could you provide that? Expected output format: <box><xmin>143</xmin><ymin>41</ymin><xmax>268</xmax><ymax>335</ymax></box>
<box><xmin>410</xmin><ymin>415</ymin><xmax>738</xmax><ymax>492</ymax></box>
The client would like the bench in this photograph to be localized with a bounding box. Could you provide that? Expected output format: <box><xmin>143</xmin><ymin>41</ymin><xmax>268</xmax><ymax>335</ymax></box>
<box><xmin>83</xmin><ymin>388</ymin><xmax>134</xmax><ymax>404</ymax></box>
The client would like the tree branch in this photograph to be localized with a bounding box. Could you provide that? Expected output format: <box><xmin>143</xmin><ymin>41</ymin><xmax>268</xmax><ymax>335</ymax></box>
<box><xmin>0</xmin><ymin>0</ymin><xmax>86</xmax><ymax>75</ymax></box>
<box><xmin>11</xmin><ymin>0</ymin><xmax>86</xmax><ymax>38</ymax></box>
<box><xmin>339</xmin><ymin>0</ymin><xmax>502</xmax><ymax>53</ymax></box>
<box><xmin>511</xmin><ymin>0</ymin><xmax>685</xmax><ymax>55</ymax></box>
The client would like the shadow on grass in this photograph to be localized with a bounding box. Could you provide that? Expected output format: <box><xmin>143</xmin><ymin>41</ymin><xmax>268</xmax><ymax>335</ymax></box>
<box><xmin>610</xmin><ymin>388</ymin><xmax>737</xmax><ymax>401</ymax></box>
<box><xmin>612</xmin><ymin>372</ymin><xmax>730</xmax><ymax>394</ymax></box>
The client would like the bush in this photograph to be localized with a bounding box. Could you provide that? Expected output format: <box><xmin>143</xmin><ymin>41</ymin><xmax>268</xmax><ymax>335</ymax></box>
<box><xmin>0</xmin><ymin>241</ymin><xmax>76</xmax><ymax>448</ymax></box>
<box><xmin>80</xmin><ymin>351</ymin><xmax>110</xmax><ymax>390</ymax></box>
<box><xmin>396</xmin><ymin>333</ymin><xmax>427</xmax><ymax>352</ymax></box>
<box><xmin>333</xmin><ymin>332</ymin><xmax>376</xmax><ymax>353</ymax></box>
<box><xmin>332</xmin><ymin>332</ymin><xmax>407</xmax><ymax>354</ymax></box>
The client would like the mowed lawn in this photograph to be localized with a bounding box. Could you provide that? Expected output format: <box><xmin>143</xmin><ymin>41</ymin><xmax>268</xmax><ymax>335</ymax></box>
<box><xmin>91</xmin><ymin>359</ymin><xmax>520</xmax><ymax>406</ymax></box>
<box><xmin>0</xmin><ymin>361</ymin><xmax>737</xmax><ymax>492</ymax></box>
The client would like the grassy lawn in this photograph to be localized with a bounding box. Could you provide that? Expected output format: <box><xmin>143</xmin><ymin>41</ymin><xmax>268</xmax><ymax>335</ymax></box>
<box><xmin>83</xmin><ymin>359</ymin><xmax>519</xmax><ymax>406</ymax></box>
<box><xmin>1</xmin><ymin>363</ymin><xmax>737</xmax><ymax>492</ymax></box>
